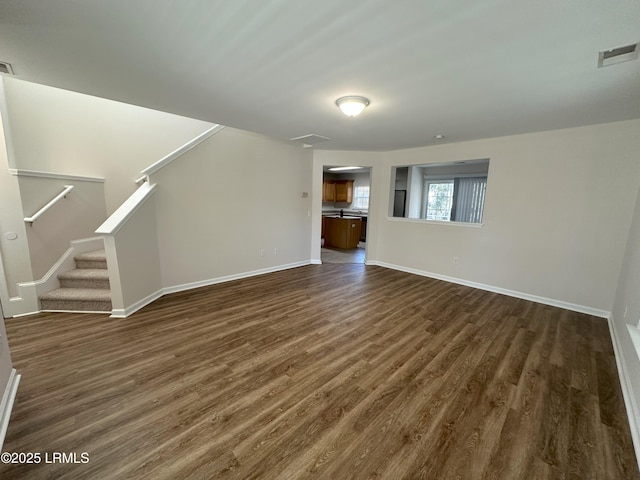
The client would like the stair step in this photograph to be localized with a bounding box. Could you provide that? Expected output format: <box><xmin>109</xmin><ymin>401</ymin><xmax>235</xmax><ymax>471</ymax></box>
<box><xmin>40</xmin><ymin>288</ymin><xmax>112</xmax><ymax>312</ymax></box>
<box><xmin>75</xmin><ymin>250</ymin><xmax>107</xmax><ymax>270</ymax></box>
<box><xmin>58</xmin><ymin>269</ymin><xmax>110</xmax><ymax>289</ymax></box>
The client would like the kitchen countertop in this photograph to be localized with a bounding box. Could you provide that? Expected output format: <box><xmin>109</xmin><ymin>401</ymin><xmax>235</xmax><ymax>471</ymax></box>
<box><xmin>322</xmin><ymin>211</ymin><xmax>368</xmax><ymax>217</ymax></box>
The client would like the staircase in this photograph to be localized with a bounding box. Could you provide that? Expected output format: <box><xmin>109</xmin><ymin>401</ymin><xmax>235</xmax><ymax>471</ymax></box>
<box><xmin>39</xmin><ymin>250</ymin><xmax>112</xmax><ymax>313</ymax></box>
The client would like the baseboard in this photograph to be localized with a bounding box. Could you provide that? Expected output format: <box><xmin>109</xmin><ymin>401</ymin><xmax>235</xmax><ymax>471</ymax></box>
<box><xmin>112</xmin><ymin>260</ymin><xmax>313</xmax><ymax>318</ymax></box>
<box><xmin>110</xmin><ymin>289</ymin><xmax>164</xmax><ymax>319</ymax></box>
<box><xmin>42</xmin><ymin>309</ymin><xmax>111</xmax><ymax>315</ymax></box>
<box><xmin>608</xmin><ymin>318</ymin><xmax>640</xmax><ymax>472</ymax></box>
<box><xmin>0</xmin><ymin>369</ymin><xmax>21</xmax><ymax>450</ymax></box>
<box><xmin>367</xmin><ymin>261</ymin><xmax>610</xmax><ymax>318</ymax></box>
<box><xmin>162</xmin><ymin>261</ymin><xmax>312</xmax><ymax>296</ymax></box>
<box><xmin>310</xmin><ymin>259</ymin><xmax>322</xmax><ymax>265</ymax></box>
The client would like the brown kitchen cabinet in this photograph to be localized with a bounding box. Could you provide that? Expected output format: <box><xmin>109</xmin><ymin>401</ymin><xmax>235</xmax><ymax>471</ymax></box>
<box><xmin>323</xmin><ymin>216</ymin><xmax>362</xmax><ymax>249</ymax></box>
<box><xmin>322</xmin><ymin>179</ymin><xmax>353</xmax><ymax>203</ymax></box>
<box><xmin>335</xmin><ymin>180</ymin><xmax>353</xmax><ymax>202</ymax></box>
<box><xmin>323</xmin><ymin>181</ymin><xmax>336</xmax><ymax>202</ymax></box>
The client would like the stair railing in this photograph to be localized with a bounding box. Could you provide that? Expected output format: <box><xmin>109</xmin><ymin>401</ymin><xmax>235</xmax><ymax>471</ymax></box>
<box><xmin>23</xmin><ymin>185</ymin><xmax>74</xmax><ymax>224</ymax></box>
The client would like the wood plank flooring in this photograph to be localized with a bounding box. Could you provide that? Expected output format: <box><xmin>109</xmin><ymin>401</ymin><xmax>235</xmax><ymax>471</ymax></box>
<box><xmin>2</xmin><ymin>264</ymin><xmax>638</xmax><ymax>479</ymax></box>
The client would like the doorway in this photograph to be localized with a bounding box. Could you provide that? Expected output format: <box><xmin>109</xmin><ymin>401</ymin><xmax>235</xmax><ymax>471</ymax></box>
<box><xmin>321</xmin><ymin>166</ymin><xmax>370</xmax><ymax>264</ymax></box>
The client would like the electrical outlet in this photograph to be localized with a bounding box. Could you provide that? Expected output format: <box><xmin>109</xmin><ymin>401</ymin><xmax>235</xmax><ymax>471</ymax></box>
<box><xmin>274</xmin><ymin>248</ymin><xmax>278</xmax><ymax>255</ymax></box>
<box><xmin>453</xmin><ymin>256</ymin><xmax>459</xmax><ymax>264</ymax></box>
<box><xmin>260</xmin><ymin>249</ymin><xmax>265</xmax><ymax>257</ymax></box>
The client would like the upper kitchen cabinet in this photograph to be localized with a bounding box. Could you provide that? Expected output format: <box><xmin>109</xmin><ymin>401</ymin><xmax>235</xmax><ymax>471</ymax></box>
<box><xmin>323</xmin><ymin>180</ymin><xmax>336</xmax><ymax>202</ymax></box>
<box><xmin>335</xmin><ymin>180</ymin><xmax>353</xmax><ymax>203</ymax></box>
<box><xmin>323</xmin><ymin>179</ymin><xmax>353</xmax><ymax>203</ymax></box>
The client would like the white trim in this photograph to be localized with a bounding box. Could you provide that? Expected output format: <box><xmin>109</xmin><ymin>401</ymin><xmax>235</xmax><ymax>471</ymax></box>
<box><xmin>628</xmin><ymin>324</ymin><xmax>640</xmax><ymax>363</ymax></box>
<box><xmin>367</xmin><ymin>260</ymin><xmax>610</xmax><ymax>318</ymax></box>
<box><xmin>41</xmin><ymin>309</ymin><xmax>111</xmax><ymax>315</ymax></box>
<box><xmin>9</xmin><ymin>169</ymin><xmax>104</xmax><ymax>183</ymax></box>
<box><xmin>141</xmin><ymin>124</ymin><xmax>225</xmax><ymax>176</ymax></box>
<box><xmin>310</xmin><ymin>259</ymin><xmax>322</xmax><ymax>265</ymax></box>
<box><xmin>385</xmin><ymin>216</ymin><xmax>484</xmax><ymax>228</ymax></box>
<box><xmin>9</xmin><ymin>310</ymin><xmax>40</xmax><ymax>318</ymax></box>
<box><xmin>0</xmin><ymin>245</ymin><xmax>10</xmax><ymax>319</ymax></box>
<box><xmin>609</xmin><ymin>318</ymin><xmax>640</xmax><ymax>472</ymax></box>
<box><xmin>163</xmin><ymin>261</ymin><xmax>311</xmax><ymax>296</ymax></box>
<box><xmin>0</xmin><ymin>368</ymin><xmax>21</xmax><ymax>450</ymax></box>
<box><xmin>95</xmin><ymin>183</ymin><xmax>157</xmax><ymax>235</ymax></box>
<box><xmin>110</xmin><ymin>260</ymin><xmax>312</xmax><ymax>318</ymax></box>
<box><xmin>23</xmin><ymin>185</ymin><xmax>74</xmax><ymax>223</ymax></box>
<box><xmin>109</xmin><ymin>290</ymin><xmax>164</xmax><ymax>319</ymax></box>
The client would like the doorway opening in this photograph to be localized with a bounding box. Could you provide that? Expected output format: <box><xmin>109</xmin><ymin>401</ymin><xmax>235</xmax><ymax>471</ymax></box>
<box><xmin>321</xmin><ymin>166</ymin><xmax>370</xmax><ymax>264</ymax></box>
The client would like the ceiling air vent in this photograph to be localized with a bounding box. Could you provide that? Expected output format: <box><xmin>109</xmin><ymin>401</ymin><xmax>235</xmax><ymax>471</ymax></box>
<box><xmin>290</xmin><ymin>134</ymin><xmax>331</xmax><ymax>148</ymax></box>
<box><xmin>598</xmin><ymin>43</ymin><xmax>639</xmax><ymax>68</ymax></box>
<box><xmin>0</xmin><ymin>61</ymin><xmax>14</xmax><ymax>75</ymax></box>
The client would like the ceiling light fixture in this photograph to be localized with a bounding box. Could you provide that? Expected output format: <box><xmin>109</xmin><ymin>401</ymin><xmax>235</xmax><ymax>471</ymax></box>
<box><xmin>336</xmin><ymin>96</ymin><xmax>370</xmax><ymax>117</ymax></box>
<box><xmin>328</xmin><ymin>166</ymin><xmax>364</xmax><ymax>171</ymax></box>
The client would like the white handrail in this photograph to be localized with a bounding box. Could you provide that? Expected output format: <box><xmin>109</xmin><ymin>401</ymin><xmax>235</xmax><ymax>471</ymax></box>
<box><xmin>95</xmin><ymin>182</ymin><xmax>157</xmax><ymax>235</ymax></box>
<box><xmin>24</xmin><ymin>185</ymin><xmax>74</xmax><ymax>224</ymax></box>
<box><xmin>140</xmin><ymin>124</ymin><xmax>225</xmax><ymax>177</ymax></box>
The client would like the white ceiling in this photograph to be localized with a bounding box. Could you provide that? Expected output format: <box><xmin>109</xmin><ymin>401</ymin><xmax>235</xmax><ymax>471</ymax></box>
<box><xmin>0</xmin><ymin>0</ymin><xmax>639</xmax><ymax>151</ymax></box>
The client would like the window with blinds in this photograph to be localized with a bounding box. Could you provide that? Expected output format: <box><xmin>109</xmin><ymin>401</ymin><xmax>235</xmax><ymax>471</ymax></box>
<box><xmin>422</xmin><ymin>175</ymin><xmax>487</xmax><ymax>223</ymax></box>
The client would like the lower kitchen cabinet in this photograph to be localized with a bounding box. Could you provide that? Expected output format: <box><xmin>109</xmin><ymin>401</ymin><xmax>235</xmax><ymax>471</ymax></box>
<box><xmin>324</xmin><ymin>217</ymin><xmax>362</xmax><ymax>249</ymax></box>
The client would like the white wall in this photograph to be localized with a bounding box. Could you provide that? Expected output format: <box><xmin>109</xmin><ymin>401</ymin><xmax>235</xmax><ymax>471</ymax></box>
<box><xmin>407</xmin><ymin>165</ymin><xmax>423</xmax><ymax>218</ymax></box>
<box><xmin>18</xmin><ymin>176</ymin><xmax>107</xmax><ymax>279</ymax></box>
<box><xmin>0</xmin><ymin>80</ymin><xmax>33</xmax><ymax>301</ymax></box>
<box><xmin>152</xmin><ymin>127</ymin><xmax>313</xmax><ymax>289</ymax></box>
<box><xmin>611</xmin><ymin>183</ymin><xmax>640</xmax><ymax>457</ymax></box>
<box><xmin>2</xmin><ymin>77</ymin><xmax>214</xmax><ymax>213</ymax></box>
<box><xmin>315</xmin><ymin>119</ymin><xmax>640</xmax><ymax>314</ymax></box>
<box><xmin>104</xmin><ymin>192</ymin><xmax>162</xmax><ymax>316</ymax></box>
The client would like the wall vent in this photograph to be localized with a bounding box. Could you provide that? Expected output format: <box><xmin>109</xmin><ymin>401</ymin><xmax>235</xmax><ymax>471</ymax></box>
<box><xmin>0</xmin><ymin>61</ymin><xmax>14</xmax><ymax>75</ymax></box>
<box><xmin>598</xmin><ymin>43</ymin><xmax>639</xmax><ymax>68</ymax></box>
<box><xmin>290</xmin><ymin>134</ymin><xmax>331</xmax><ymax>148</ymax></box>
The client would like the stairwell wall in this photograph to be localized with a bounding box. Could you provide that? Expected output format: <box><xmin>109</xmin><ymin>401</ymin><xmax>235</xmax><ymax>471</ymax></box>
<box><xmin>104</xmin><ymin>193</ymin><xmax>162</xmax><ymax>317</ymax></box>
<box><xmin>0</xmin><ymin>77</ymin><xmax>216</xmax><ymax>316</ymax></box>
<box><xmin>2</xmin><ymin>77</ymin><xmax>214</xmax><ymax>214</ymax></box>
<box><xmin>18</xmin><ymin>175</ymin><xmax>107</xmax><ymax>280</ymax></box>
<box><xmin>152</xmin><ymin>127</ymin><xmax>313</xmax><ymax>291</ymax></box>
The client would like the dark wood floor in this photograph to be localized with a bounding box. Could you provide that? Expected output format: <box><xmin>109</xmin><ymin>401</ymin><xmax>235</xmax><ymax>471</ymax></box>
<box><xmin>2</xmin><ymin>264</ymin><xmax>638</xmax><ymax>479</ymax></box>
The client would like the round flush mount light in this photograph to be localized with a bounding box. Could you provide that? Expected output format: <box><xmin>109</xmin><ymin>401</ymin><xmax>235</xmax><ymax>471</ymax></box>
<box><xmin>336</xmin><ymin>96</ymin><xmax>370</xmax><ymax>117</ymax></box>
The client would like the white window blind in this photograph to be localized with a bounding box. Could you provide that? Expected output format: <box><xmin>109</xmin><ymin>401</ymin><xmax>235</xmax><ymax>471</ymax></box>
<box><xmin>353</xmin><ymin>186</ymin><xmax>370</xmax><ymax>209</ymax></box>
<box><xmin>453</xmin><ymin>177</ymin><xmax>487</xmax><ymax>223</ymax></box>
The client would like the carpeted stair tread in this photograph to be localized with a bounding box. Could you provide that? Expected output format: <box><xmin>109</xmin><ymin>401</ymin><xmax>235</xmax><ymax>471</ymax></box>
<box><xmin>40</xmin><ymin>248</ymin><xmax>112</xmax><ymax>313</ymax></box>
<box><xmin>74</xmin><ymin>250</ymin><xmax>108</xmax><ymax>269</ymax></box>
<box><xmin>58</xmin><ymin>269</ymin><xmax>110</xmax><ymax>289</ymax></box>
<box><xmin>40</xmin><ymin>288</ymin><xmax>112</xmax><ymax>312</ymax></box>
<box><xmin>40</xmin><ymin>288</ymin><xmax>112</xmax><ymax>301</ymax></box>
